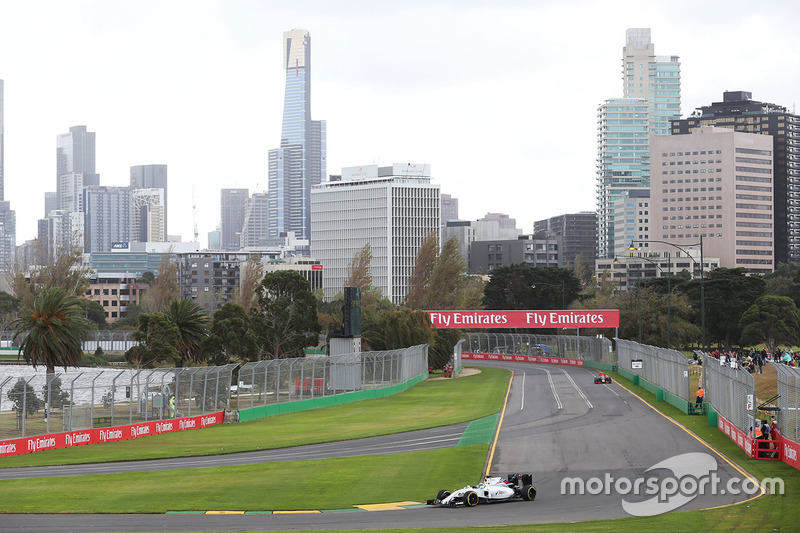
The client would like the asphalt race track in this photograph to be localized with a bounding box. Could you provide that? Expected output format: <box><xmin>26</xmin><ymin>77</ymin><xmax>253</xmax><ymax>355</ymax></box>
<box><xmin>1</xmin><ymin>361</ymin><xmax>759</xmax><ymax>532</ymax></box>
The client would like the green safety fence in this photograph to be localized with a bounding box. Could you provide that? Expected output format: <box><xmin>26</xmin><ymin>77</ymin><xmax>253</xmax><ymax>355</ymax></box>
<box><xmin>237</xmin><ymin>372</ymin><xmax>428</xmax><ymax>422</ymax></box>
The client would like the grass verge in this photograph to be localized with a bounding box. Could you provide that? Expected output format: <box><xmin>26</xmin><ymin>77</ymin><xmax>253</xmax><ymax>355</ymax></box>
<box><xmin>0</xmin><ymin>445</ymin><xmax>488</xmax><ymax>513</ymax></box>
<box><xmin>0</xmin><ymin>366</ymin><xmax>508</xmax><ymax>467</ymax></box>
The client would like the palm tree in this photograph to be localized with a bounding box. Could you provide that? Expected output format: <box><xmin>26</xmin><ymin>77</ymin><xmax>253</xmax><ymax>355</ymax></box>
<box><xmin>12</xmin><ymin>287</ymin><xmax>90</xmax><ymax>375</ymax></box>
<box><xmin>165</xmin><ymin>299</ymin><xmax>209</xmax><ymax>367</ymax></box>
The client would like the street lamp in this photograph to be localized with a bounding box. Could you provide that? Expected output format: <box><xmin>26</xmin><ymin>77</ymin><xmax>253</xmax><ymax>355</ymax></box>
<box><xmin>616</xmin><ymin>255</ymin><xmax>673</xmax><ymax>348</ymax></box>
<box><xmin>628</xmin><ymin>236</ymin><xmax>705</xmax><ymax>350</ymax></box>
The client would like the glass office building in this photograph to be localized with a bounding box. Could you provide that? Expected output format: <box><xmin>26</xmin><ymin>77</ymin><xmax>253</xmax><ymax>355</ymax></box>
<box><xmin>268</xmin><ymin>29</ymin><xmax>326</xmax><ymax>242</ymax></box>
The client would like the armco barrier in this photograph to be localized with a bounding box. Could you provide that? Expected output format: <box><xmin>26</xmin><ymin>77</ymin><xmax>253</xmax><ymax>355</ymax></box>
<box><xmin>0</xmin><ymin>411</ymin><xmax>223</xmax><ymax>457</ymax></box>
<box><xmin>236</xmin><ymin>373</ymin><xmax>428</xmax><ymax>422</ymax></box>
<box><xmin>462</xmin><ymin>352</ymin><xmax>584</xmax><ymax>366</ymax></box>
<box><xmin>718</xmin><ymin>412</ymin><xmax>754</xmax><ymax>457</ymax></box>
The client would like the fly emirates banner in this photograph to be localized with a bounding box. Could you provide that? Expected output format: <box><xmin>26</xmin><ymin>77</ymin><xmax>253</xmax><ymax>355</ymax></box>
<box><xmin>427</xmin><ymin>310</ymin><xmax>619</xmax><ymax>329</ymax></box>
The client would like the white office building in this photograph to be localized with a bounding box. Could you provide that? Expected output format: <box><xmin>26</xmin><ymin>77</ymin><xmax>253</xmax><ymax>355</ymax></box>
<box><xmin>311</xmin><ymin>163</ymin><xmax>440</xmax><ymax>304</ymax></box>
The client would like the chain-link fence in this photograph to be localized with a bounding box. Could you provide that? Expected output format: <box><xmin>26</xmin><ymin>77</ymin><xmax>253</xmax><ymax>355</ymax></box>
<box><xmin>235</xmin><ymin>345</ymin><xmax>428</xmax><ymax>410</ymax></box>
<box><xmin>616</xmin><ymin>339</ymin><xmax>691</xmax><ymax>403</ymax></box>
<box><xmin>0</xmin><ymin>364</ymin><xmax>237</xmax><ymax>440</ymax></box>
<box><xmin>703</xmin><ymin>352</ymin><xmax>755</xmax><ymax>432</ymax></box>
<box><xmin>775</xmin><ymin>363</ymin><xmax>800</xmax><ymax>442</ymax></box>
<box><xmin>463</xmin><ymin>333</ymin><xmax>614</xmax><ymax>365</ymax></box>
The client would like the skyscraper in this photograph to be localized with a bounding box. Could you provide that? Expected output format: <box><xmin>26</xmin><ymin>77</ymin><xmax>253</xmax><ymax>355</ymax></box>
<box><xmin>672</xmin><ymin>91</ymin><xmax>800</xmax><ymax>266</ymax></box>
<box><xmin>0</xmin><ymin>81</ymin><xmax>16</xmax><ymax>271</ymax></box>
<box><xmin>596</xmin><ymin>29</ymin><xmax>681</xmax><ymax>259</ymax></box>
<box><xmin>220</xmin><ymin>188</ymin><xmax>248</xmax><ymax>250</ymax></box>
<box><xmin>0</xmin><ymin>79</ymin><xmax>4</xmax><ymax>202</ymax></box>
<box><xmin>82</xmin><ymin>185</ymin><xmax>133</xmax><ymax>253</ymax></box>
<box><xmin>268</xmin><ymin>29</ymin><xmax>326</xmax><ymax>242</ymax></box>
<box><xmin>130</xmin><ymin>164</ymin><xmax>168</xmax><ymax>236</ymax></box>
<box><xmin>56</xmin><ymin>126</ymin><xmax>99</xmax><ymax>211</ymax></box>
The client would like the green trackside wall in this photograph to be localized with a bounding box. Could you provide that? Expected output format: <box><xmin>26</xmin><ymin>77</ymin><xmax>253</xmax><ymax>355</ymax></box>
<box><xmin>584</xmin><ymin>360</ymin><xmax>616</xmax><ymax>372</ymax></box>
<box><xmin>614</xmin><ymin>369</ymin><xmax>691</xmax><ymax>414</ymax></box>
<box><xmin>236</xmin><ymin>372</ymin><xmax>429</xmax><ymax>423</ymax></box>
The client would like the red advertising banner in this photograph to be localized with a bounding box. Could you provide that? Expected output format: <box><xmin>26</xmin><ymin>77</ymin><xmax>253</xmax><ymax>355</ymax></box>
<box><xmin>427</xmin><ymin>310</ymin><xmax>619</xmax><ymax>329</ymax></box>
<box><xmin>779</xmin><ymin>434</ymin><xmax>800</xmax><ymax>470</ymax></box>
<box><xmin>0</xmin><ymin>412</ymin><xmax>225</xmax><ymax>458</ymax></box>
<box><xmin>718</xmin><ymin>413</ymin><xmax>753</xmax><ymax>457</ymax></box>
<box><xmin>463</xmin><ymin>352</ymin><xmax>584</xmax><ymax>367</ymax></box>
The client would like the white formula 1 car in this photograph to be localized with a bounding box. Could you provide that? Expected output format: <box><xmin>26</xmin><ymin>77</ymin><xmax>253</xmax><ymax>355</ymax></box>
<box><xmin>426</xmin><ymin>473</ymin><xmax>536</xmax><ymax>507</ymax></box>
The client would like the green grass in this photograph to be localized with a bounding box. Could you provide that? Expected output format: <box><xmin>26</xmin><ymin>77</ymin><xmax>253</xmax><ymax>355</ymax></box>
<box><xmin>0</xmin><ymin>366</ymin><xmax>508</xmax><ymax>467</ymax></box>
<box><xmin>0</xmin><ymin>445</ymin><xmax>488</xmax><ymax>513</ymax></box>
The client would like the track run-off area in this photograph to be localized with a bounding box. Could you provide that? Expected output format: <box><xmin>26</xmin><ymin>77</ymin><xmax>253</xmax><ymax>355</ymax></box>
<box><xmin>1</xmin><ymin>360</ymin><xmax>763</xmax><ymax>532</ymax></box>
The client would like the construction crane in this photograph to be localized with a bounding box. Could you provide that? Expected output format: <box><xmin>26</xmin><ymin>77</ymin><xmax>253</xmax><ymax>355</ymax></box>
<box><xmin>192</xmin><ymin>187</ymin><xmax>199</xmax><ymax>242</ymax></box>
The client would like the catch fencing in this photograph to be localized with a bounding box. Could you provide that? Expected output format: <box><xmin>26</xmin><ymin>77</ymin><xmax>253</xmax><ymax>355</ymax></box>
<box><xmin>463</xmin><ymin>333</ymin><xmax>614</xmax><ymax>366</ymax></box>
<box><xmin>775</xmin><ymin>363</ymin><xmax>800</xmax><ymax>442</ymax></box>
<box><xmin>702</xmin><ymin>352</ymin><xmax>755</xmax><ymax>433</ymax></box>
<box><xmin>616</xmin><ymin>339</ymin><xmax>691</xmax><ymax>406</ymax></box>
<box><xmin>230</xmin><ymin>345</ymin><xmax>428</xmax><ymax>410</ymax></box>
<box><xmin>0</xmin><ymin>364</ymin><xmax>237</xmax><ymax>440</ymax></box>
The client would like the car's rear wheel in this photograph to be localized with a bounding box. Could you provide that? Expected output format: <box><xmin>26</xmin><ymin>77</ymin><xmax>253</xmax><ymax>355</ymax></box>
<box><xmin>521</xmin><ymin>485</ymin><xmax>536</xmax><ymax>501</ymax></box>
<box><xmin>464</xmin><ymin>490</ymin><xmax>479</xmax><ymax>507</ymax></box>
<box><xmin>436</xmin><ymin>489</ymin><xmax>451</xmax><ymax>501</ymax></box>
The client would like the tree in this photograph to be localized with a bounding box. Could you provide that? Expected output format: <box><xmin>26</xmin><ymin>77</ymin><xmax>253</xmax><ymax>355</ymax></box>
<box><xmin>42</xmin><ymin>376</ymin><xmax>71</xmax><ymax>411</ymax></box>
<box><xmin>253</xmin><ymin>270</ymin><xmax>321</xmax><ymax>359</ymax></box>
<box><xmin>140</xmin><ymin>254</ymin><xmax>179</xmax><ymax>312</ymax></box>
<box><xmin>345</xmin><ymin>243</ymin><xmax>383</xmax><ymax>308</ymax></box>
<box><xmin>164</xmin><ymin>299</ymin><xmax>209</xmax><ymax>367</ymax></box>
<box><xmin>0</xmin><ymin>291</ymin><xmax>20</xmax><ymax>331</ymax></box>
<box><xmin>124</xmin><ymin>312</ymin><xmax>180</xmax><ymax>368</ymax></box>
<box><xmin>11</xmin><ymin>246</ymin><xmax>91</xmax><ymax>310</ymax></box>
<box><xmin>740</xmin><ymin>295</ymin><xmax>800</xmax><ymax>355</ymax></box>
<box><xmin>83</xmin><ymin>300</ymin><xmax>107</xmax><ymax>329</ymax></box>
<box><xmin>680</xmin><ymin>267</ymin><xmax>765</xmax><ymax>349</ymax></box>
<box><xmin>7</xmin><ymin>379</ymin><xmax>43</xmax><ymax>418</ymax></box>
<box><xmin>237</xmin><ymin>254</ymin><xmax>264</xmax><ymax>314</ymax></box>
<box><xmin>202</xmin><ymin>302</ymin><xmax>259</xmax><ymax>365</ymax></box>
<box><xmin>12</xmin><ymin>287</ymin><xmax>90</xmax><ymax>375</ymax></box>
<box><xmin>483</xmin><ymin>264</ymin><xmax>582</xmax><ymax>312</ymax></box>
<box><xmin>361</xmin><ymin>306</ymin><xmax>435</xmax><ymax>352</ymax></box>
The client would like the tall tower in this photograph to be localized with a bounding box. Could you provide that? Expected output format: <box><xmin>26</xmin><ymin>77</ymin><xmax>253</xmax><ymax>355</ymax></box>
<box><xmin>56</xmin><ymin>125</ymin><xmax>99</xmax><ymax>212</ymax></box>
<box><xmin>268</xmin><ymin>29</ymin><xmax>326</xmax><ymax>243</ymax></box>
<box><xmin>596</xmin><ymin>29</ymin><xmax>681</xmax><ymax>259</ymax></box>
<box><xmin>220</xmin><ymin>188</ymin><xmax>248</xmax><ymax>251</ymax></box>
<box><xmin>0</xmin><ymin>79</ymin><xmax>4</xmax><ymax>202</ymax></box>
<box><xmin>0</xmin><ymin>80</ymin><xmax>14</xmax><ymax>271</ymax></box>
<box><xmin>130</xmin><ymin>164</ymin><xmax>168</xmax><ymax>237</ymax></box>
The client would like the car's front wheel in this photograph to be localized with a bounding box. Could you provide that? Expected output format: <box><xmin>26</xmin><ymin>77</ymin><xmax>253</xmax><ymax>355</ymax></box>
<box><xmin>521</xmin><ymin>485</ymin><xmax>536</xmax><ymax>501</ymax></box>
<box><xmin>436</xmin><ymin>489</ymin><xmax>451</xmax><ymax>501</ymax></box>
<box><xmin>464</xmin><ymin>490</ymin><xmax>479</xmax><ymax>507</ymax></box>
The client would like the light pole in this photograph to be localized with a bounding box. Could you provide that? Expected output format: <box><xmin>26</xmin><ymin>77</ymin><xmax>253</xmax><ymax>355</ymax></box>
<box><xmin>629</xmin><ymin>235</ymin><xmax>705</xmax><ymax>350</ymax></box>
<box><xmin>617</xmin><ymin>255</ymin><xmax>672</xmax><ymax>348</ymax></box>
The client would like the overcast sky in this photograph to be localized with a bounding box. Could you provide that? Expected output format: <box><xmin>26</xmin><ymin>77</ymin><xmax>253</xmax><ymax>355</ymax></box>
<box><xmin>2</xmin><ymin>0</ymin><xmax>800</xmax><ymax>247</ymax></box>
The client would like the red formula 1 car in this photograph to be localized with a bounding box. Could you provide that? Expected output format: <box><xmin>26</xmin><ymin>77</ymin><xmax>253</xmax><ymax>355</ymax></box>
<box><xmin>594</xmin><ymin>372</ymin><xmax>612</xmax><ymax>384</ymax></box>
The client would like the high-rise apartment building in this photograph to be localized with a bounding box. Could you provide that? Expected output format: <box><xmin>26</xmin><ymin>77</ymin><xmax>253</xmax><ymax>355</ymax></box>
<box><xmin>56</xmin><ymin>126</ymin><xmax>99</xmax><ymax>211</ymax></box>
<box><xmin>597</xmin><ymin>29</ymin><xmax>681</xmax><ymax>260</ymax></box>
<box><xmin>672</xmin><ymin>91</ymin><xmax>800</xmax><ymax>266</ymax></box>
<box><xmin>268</xmin><ymin>29</ymin><xmax>326</xmax><ymax>242</ymax></box>
<box><xmin>241</xmin><ymin>192</ymin><xmax>270</xmax><ymax>248</ymax></box>
<box><xmin>132</xmin><ymin>188</ymin><xmax>165</xmax><ymax>243</ymax></box>
<box><xmin>220</xmin><ymin>188</ymin><xmax>248</xmax><ymax>250</ymax></box>
<box><xmin>130</xmin><ymin>165</ymin><xmax>167</xmax><ymax>236</ymax></box>
<box><xmin>311</xmin><ymin>163</ymin><xmax>439</xmax><ymax>304</ymax></box>
<box><xmin>650</xmin><ymin>127</ymin><xmax>774</xmax><ymax>274</ymax></box>
<box><xmin>622</xmin><ymin>28</ymin><xmax>681</xmax><ymax>136</ymax></box>
<box><xmin>0</xmin><ymin>79</ymin><xmax>4</xmax><ymax>202</ymax></box>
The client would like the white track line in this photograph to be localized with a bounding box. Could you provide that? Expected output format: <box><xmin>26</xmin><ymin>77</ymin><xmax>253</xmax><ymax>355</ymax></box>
<box><xmin>561</xmin><ymin>368</ymin><xmax>593</xmax><ymax>409</ymax></box>
<box><xmin>520</xmin><ymin>372</ymin><xmax>526</xmax><ymax>411</ymax></box>
<box><xmin>544</xmin><ymin>368</ymin><xmax>563</xmax><ymax>410</ymax></box>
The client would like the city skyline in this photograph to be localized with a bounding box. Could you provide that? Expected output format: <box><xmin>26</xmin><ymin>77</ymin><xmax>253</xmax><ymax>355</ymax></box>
<box><xmin>2</xmin><ymin>1</ymin><xmax>800</xmax><ymax>248</ymax></box>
